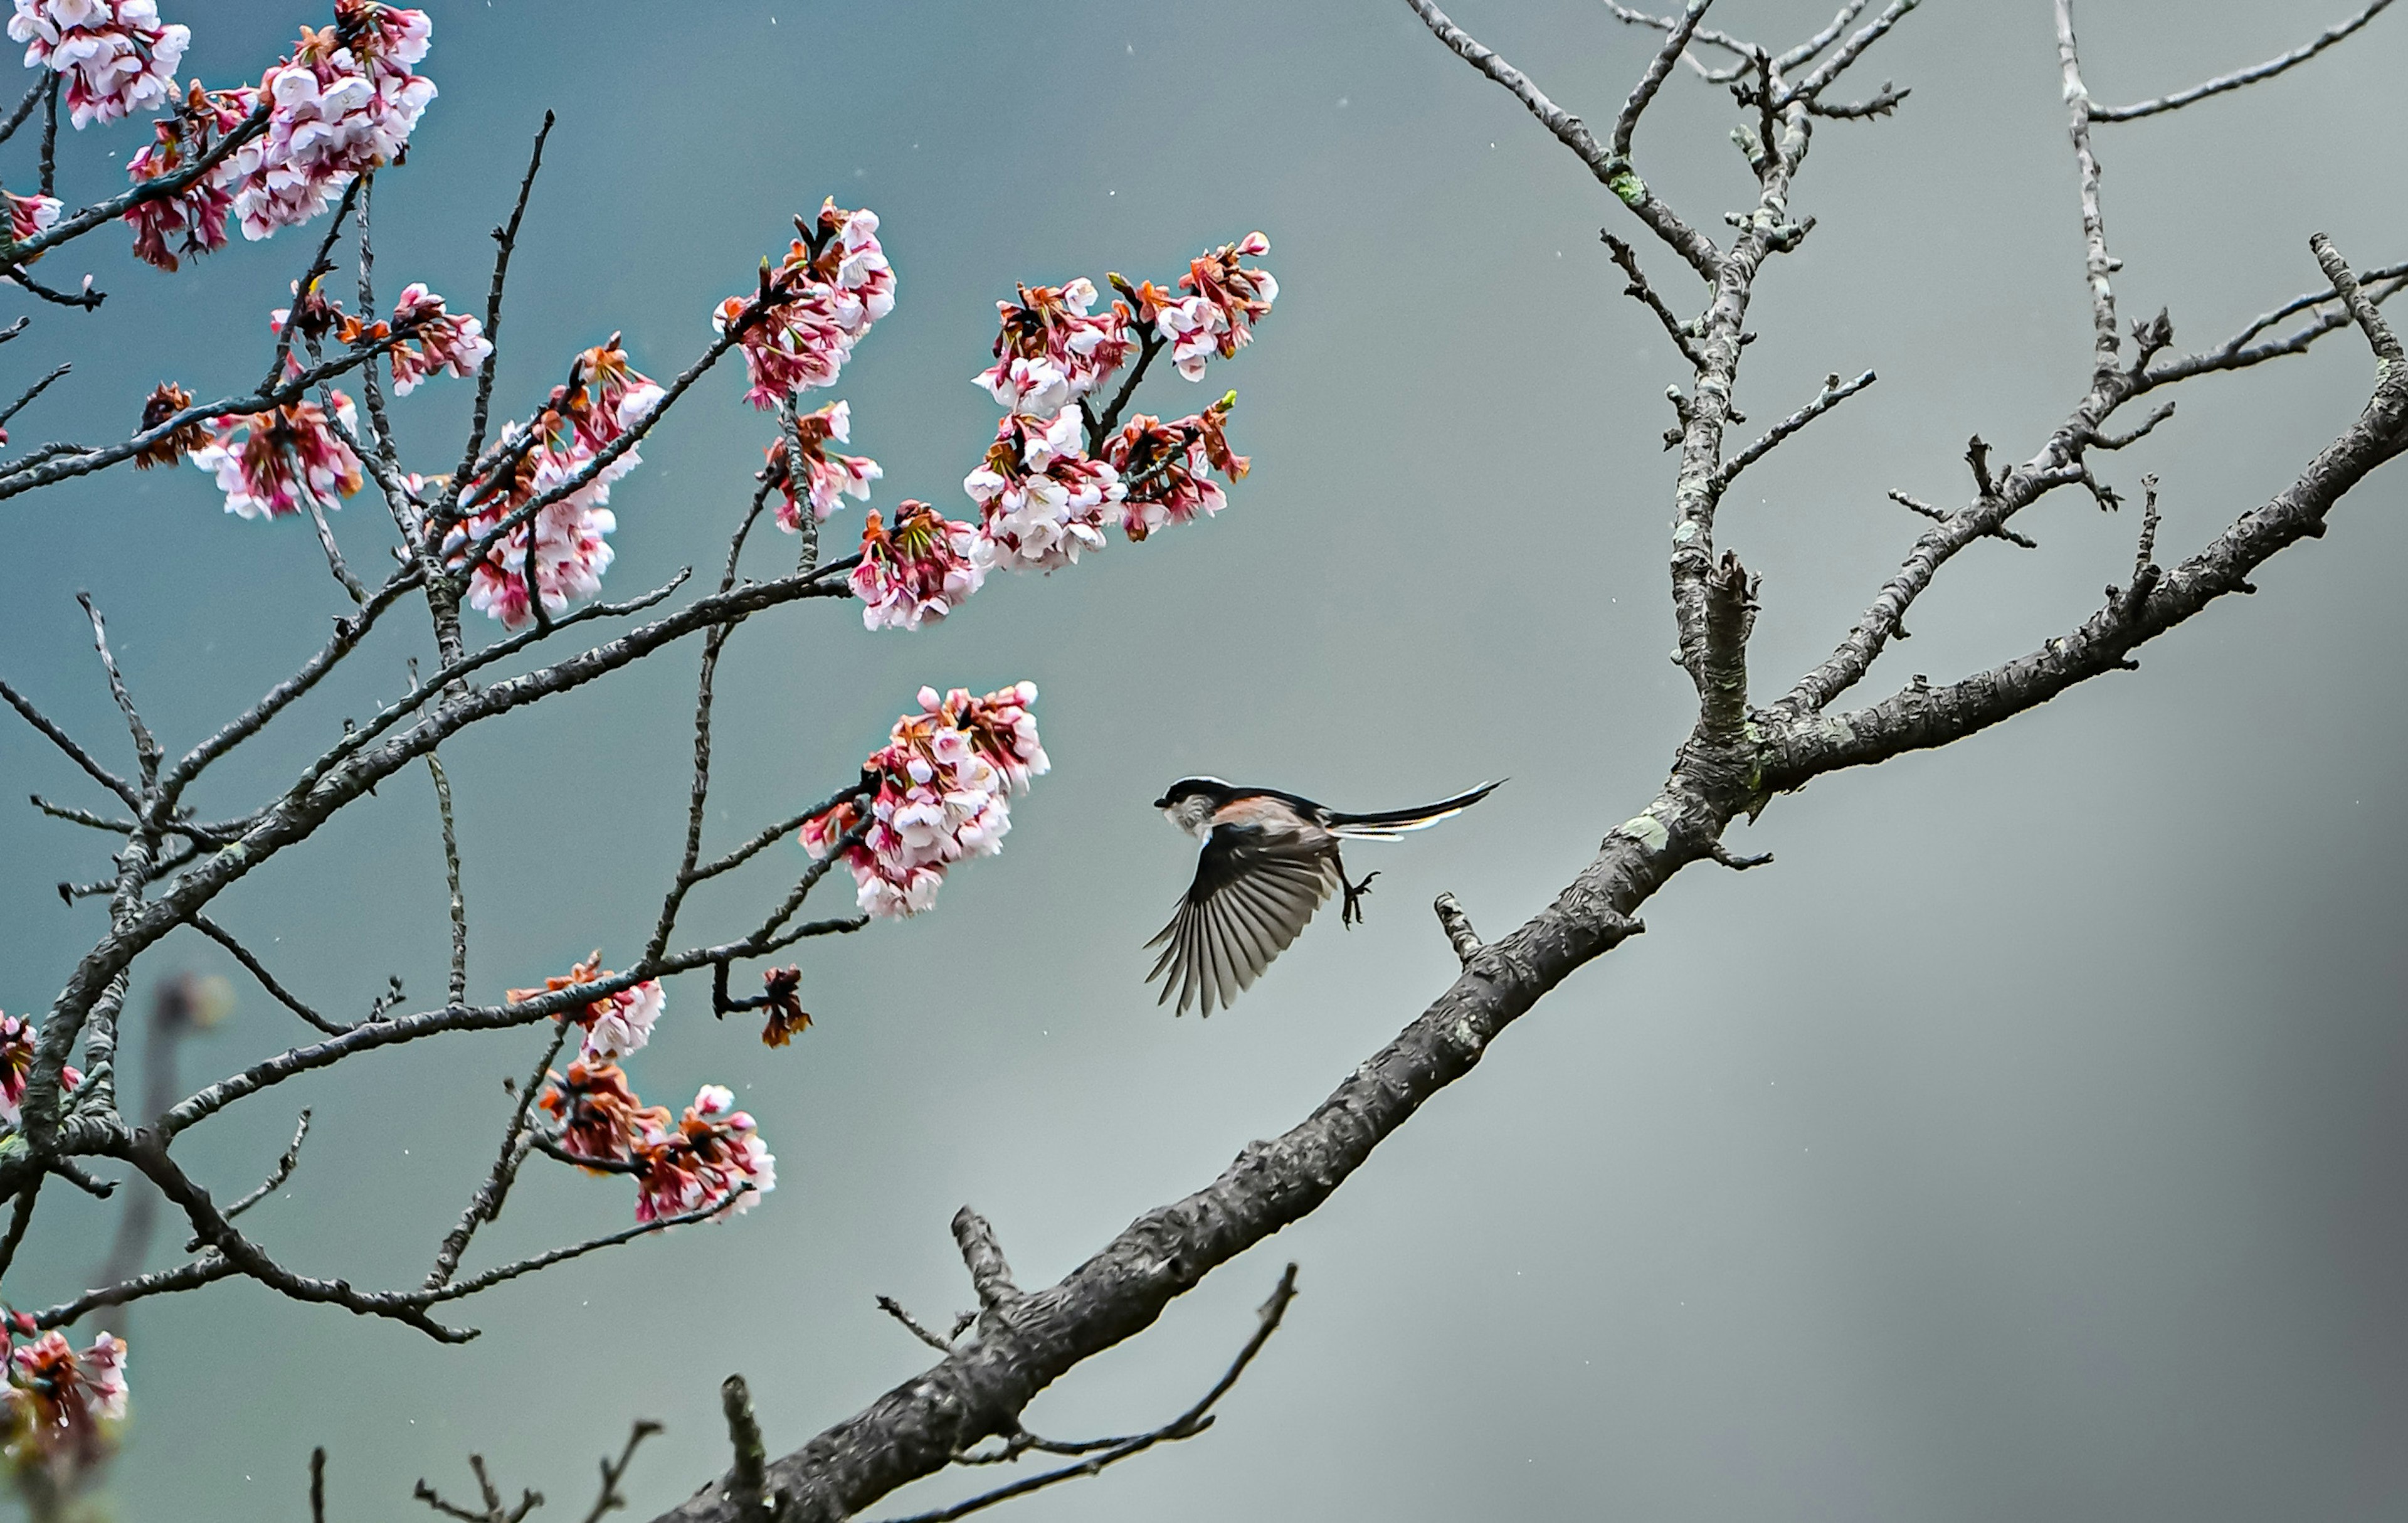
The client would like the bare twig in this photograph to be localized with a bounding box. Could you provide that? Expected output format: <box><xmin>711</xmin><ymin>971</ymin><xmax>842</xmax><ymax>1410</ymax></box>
<box><xmin>1711</xmin><ymin>368</ymin><xmax>1875</xmax><ymax>492</ymax></box>
<box><xmin>428</xmin><ymin>752</ymin><xmax>469</xmax><ymax>1005</ymax></box>
<box><xmin>583</xmin><ymin>1422</ymin><xmax>663</xmax><ymax>1523</ymax></box>
<box><xmin>876</xmin><ymin>1296</ymin><xmax>961</xmax><ymax>1355</ymax></box>
<box><xmin>1404</xmin><ymin>0</ymin><xmax>1723</xmax><ymax>282</ymax></box>
<box><xmin>866</xmin><ymin>1265</ymin><xmax>1300</xmax><ymax>1523</ymax></box>
<box><xmin>1599</xmin><ymin>230</ymin><xmax>1709</xmax><ymax>369</ymax></box>
<box><xmin>2092</xmin><ymin>0</ymin><xmax>2393</xmax><ymax>120</ymax></box>
<box><xmin>189</xmin><ymin>915</ymin><xmax>348</xmax><ymax>1036</ymax></box>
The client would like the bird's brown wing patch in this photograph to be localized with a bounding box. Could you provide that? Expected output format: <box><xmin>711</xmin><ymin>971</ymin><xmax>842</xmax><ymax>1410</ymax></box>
<box><xmin>1145</xmin><ymin>825</ymin><xmax>1336</xmax><ymax>1016</ymax></box>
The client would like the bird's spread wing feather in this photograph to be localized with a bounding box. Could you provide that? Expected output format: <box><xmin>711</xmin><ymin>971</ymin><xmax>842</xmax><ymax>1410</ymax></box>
<box><xmin>1145</xmin><ymin>825</ymin><xmax>1334</xmax><ymax>1016</ymax></box>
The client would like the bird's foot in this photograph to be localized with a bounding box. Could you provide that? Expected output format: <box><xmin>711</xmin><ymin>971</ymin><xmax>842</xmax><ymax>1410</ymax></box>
<box><xmin>1341</xmin><ymin>870</ymin><xmax>1380</xmax><ymax>928</ymax></box>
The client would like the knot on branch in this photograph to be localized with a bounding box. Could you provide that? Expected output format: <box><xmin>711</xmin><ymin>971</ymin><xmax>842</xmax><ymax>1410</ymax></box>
<box><xmin>951</xmin><ymin>1207</ymin><xmax>1023</xmax><ymax>1330</ymax></box>
<box><xmin>1432</xmin><ymin>893</ymin><xmax>1482</xmax><ymax>967</ymax></box>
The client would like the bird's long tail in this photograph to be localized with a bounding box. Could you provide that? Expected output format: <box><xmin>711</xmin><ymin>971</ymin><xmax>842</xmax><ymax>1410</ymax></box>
<box><xmin>1325</xmin><ymin>781</ymin><xmax>1502</xmax><ymax>839</ymax></box>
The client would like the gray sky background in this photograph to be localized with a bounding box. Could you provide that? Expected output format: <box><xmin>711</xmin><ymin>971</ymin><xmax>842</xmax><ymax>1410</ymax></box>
<box><xmin>2</xmin><ymin>2</ymin><xmax>2404</xmax><ymax>1519</ymax></box>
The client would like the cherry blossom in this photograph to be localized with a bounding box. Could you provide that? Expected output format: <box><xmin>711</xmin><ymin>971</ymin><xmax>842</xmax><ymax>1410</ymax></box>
<box><xmin>549</xmin><ymin>336</ymin><xmax>661</xmax><ymax>452</ymax></box>
<box><xmin>189</xmin><ymin>392</ymin><xmax>364</xmax><ymax>519</ymax></box>
<box><xmin>0</xmin><ymin>1012</ymin><xmax>31</xmax><ymax>1125</ymax></box>
<box><xmin>761</xmin><ymin>399</ymin><xmax>879</xmax><ymax>531</ymax></box>
<box><xmin>1126</xmin><ymin>233</ymin><xmax>1276</xmax><ymax>381</ymax></box>
<box><xmin>848</xmin><ymin>500</ymin><xmax>984</xmax><ymax>632</ymax></box>
<box><xmin>974</xmin><ymin>278</ymin><xmax>1131</xmax><ymax>411</ymax></box>
<box><xmin>373</xmin><ymin>282</ymin><xmax>490</xmax><ymax>394</ymax></box>
<box><xmin>2</xmin><ymin>1330</ymin><xmax>125</xmax><ymax>1482</ymax></box>
<box><xmin>538</xmin><ymin>1059</ymin><xmax>667</xmax><ymax>1168</ymax></box>
<box><xmin>1102</xmin><ymin>393</ymin><xmax>1248</xmax><ymax>540</ymax></box>
<box><xmin>634</xmin><ymin>1085</ymin><xmax>774</xmax><ymax>1223</ymax></box>
<box><xmin>223</xmin><ymin>2</ymin><xmax>435</xmax><ymax>241</ymax></box>
<box><xmin>1</xmin><ymin>186</ymin><xmax>56</xmax><ymax>260</ymax></box>
<box><xmin>269</xmin><ymin>273</ymin><xmax>343</xmax><ymax>344</ymax></box>
<box><xmin>8</xmin><ymin>0</ymin><xmax>187</xmax><ymax>129</ymax></box>
<box><xmin>714</xmin><ymin>200</ymin><xmax>892</xmax><ymax>410</ymax></box>
<box><xmin>963</xmin><ymin>409</ymin><xmax>1122</xmax><ymax>572</ymax></box>
<box><xmin>944</xmin><ymin>679</ymin><xmax>1049</xmax><ymax>795</ymax></box>
<box><xmin>445</xmin><ymin>344</ymin><xmax>656</xmax><ymax>628</ymax></box>
<box><xmin>122</xmin><ymin>83</ymin><xmax>250</xmax><ymax>271</ymax></box>
<box><xmin>800</xmin><ymin>682</ymin><xmax>1043</xmax><ymax>919</ymax></box>
<box><xmin>506</xmin><ymin>952</ymin><xmax>663</xmax><ymax>1064</ymax></box>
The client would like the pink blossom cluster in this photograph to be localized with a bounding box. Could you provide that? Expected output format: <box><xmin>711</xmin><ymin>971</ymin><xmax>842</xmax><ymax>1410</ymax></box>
<box><xmin>538</xmin><ymin>1058</ymin><xmax>663</xmax><ymax>1167</ymax></box>
<box><xmin>123</xmin><ymin>83</ymin><xmax>250</xmax><ymax>271</ymax></box>
<box><xmin>0</xmin><ymin>1012</ymin><xmax>80</xmax><ymax>1129</ymax></box>
<box><xmin>1</xmin><ymin>1326</ymin><xmax>125</xmax><ymax>1483</ymax></box>
<box><xmin>761</xmin><ymin>399</ymin><xmax>880</xmax><ymax>531</ymax></box>
<box><xmin>443</xmin><ymin>339</ymin><xmax>662</xmax><ymax>629</ymax></box>
<box><xmin>800</xmin><ymin>682</ymin><xmax>1045</xmax><ymax>919</ymax></box>
<box><xmin>848</xmin><ymin>501</ymin><xmax>984</xmax><ymax>632</ymax></box>
<box><xmin>714</xmin><ymin>201</ymin><xmax>893</xmax><ymax>409</ymax></box>
<box><xmin>221</xmin><ymin>3</ymin><xmax>435</xmax><ymax>240</ymax></box>
<box><xmin>188</xmin><ymin>391</ymin><xmax>364</xmax><ymax>519</ymax></box>
<box><xmin>974</xmin><ymin>278</ymin><xmax>1132</xmax><ymax>415</ymax></box>
<box><xmin>1</xmin><ymin>185</ymin><xmax>57</xmax><ymax>260</ymax></box>
<box><xmin>509</xmin><ymin>952</ymin><xmax>663</xmax><ymax>1065</ymax></box>
<box><xmin>1145</xmin><ymin>231</ymin><xmax>1276</xmax><ymax>380</ymax></box>
<box><xmin>536</xmin><ymin>1068</ymin><xmax>773</xmax><ymax>1224</ymax></box>
<box><xmin>921</xmin><ymin>235</ymin><xmax>1270</xmax><ymax>608</ymax></box>
<box><xmin>1100</xmin><ymin>393</ymin><xmax>1249</xmax><ymax>540</ymax></box>
<box><xmin>633</xmin><ymin>1086</ymin><xmax>774</xmax><ymax>1224</ymax></box>
<box><xmin>963</xmin><ymin>409</ymin><xmax>1123</xmax><ymax>571</ymax></box>
<box><xmin>8</xmin><ymin>0</ymin><xmax>187</xmax><ymax>128</ymax></box>
<box><xmin>375</xmin><ymin>282</ymin><xmax>491</xmax><ymax>393</ymax></box>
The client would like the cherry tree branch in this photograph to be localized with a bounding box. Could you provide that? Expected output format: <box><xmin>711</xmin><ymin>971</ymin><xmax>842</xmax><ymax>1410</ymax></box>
<box><xmin>2091</xmin><ymin>0</ymin><xmax>2394</xmax><ymax>120</ymax></box>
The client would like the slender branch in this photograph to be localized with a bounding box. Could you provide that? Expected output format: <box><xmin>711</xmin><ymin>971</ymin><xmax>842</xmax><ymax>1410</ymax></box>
<box><xmin>876</xmin><ymin>1297</ymin><xmax>961</xmax><ymax>1356</ymax></box>
<box><xmin>2092</xmin><ymin>0</ymin><xmax>2393</xmax><ymax>120</ymax></box>
<box><xmin>864</xmin><ymin>1265</ymin><xmax>1299</xmax><ymax>1523</ymax></box>
<box><xmin>583</xmin><ymin>1423</ymin><xmax>664</xmax><ymax>1523</ymax></box>
<box><xmin>31</xmin><ymin>1254</ymin><xmax>238</xmax><ymax>1330</ymax></box>
<box><xmin>0</xmin><ymin>361</ymin><xmax>68</xmax><ymax>432</ymax></box>
<box><xmin>77</xmin><ymin>592</ymin><xmax>160</xmax><ymax>785</ymax></box>
<box><xmin>6</xmin><ymin>100</ymin><xmax>268</xmax><ymax>267</ymax></box>
<box><xmin>163</xmin><ymin>561</ymin><xmax>424</xmax><ymax>794</ymax></box>
<box><xmin>452</xmin><ymin>112</ymin><xmax>555</xmax><ymax>496</ymax></box>
<box><xmin>1787</xmin><ymin>0</ymin><xmax>1921</xmax><ymax>104</ymax></box>
<box><xmin>0</xmin><ymin>1177</ymin><xmax>41</xmax><ymax>1283</ymax></box>
<box><xmin>189</xmin><ymin>914</ymin><xmax>349</xmax><ymax>1036</ymax></box>
<box><xmin>2054</xmin><ymin>0</ymin><xmax>2119</xmax><ymax>381</ymax></box>
<box><xmin>428</xmin><ymin>752</ymin><xmax>469</xmax><ymax>1005</ymax></box>
<box><xmin>1</xmin><ymin>677</ymin><xmax>138</xmax><ymax>807</ymax></box>
<box><xmin>1613</xmin><ymin>0</ymin><xmax>1713</xmax><ymax>159</ymax></box>
<box><xmin>1711</xmin><ymin>368</ymin><xmax>1875</xmax><ymax>492</ymax></box>
<box><xmin>426</xmin><ymin>1018</ymin><xmax>573</xmax><ymax>1290</ymax></box>
<box><xmin>1599</xmin><ymin>231</ymin><xmax>1709</xmax><ymax>369</ymax></box>
<box><xmin>0</xmin><ymin>75</ymin><xmax>43</xmax><ymax>148</ymax></box>
<box><xmin>1403</xmin><ymin>0</ymin><xmax>1723</xmax><ymax>282</ymax></box>
<box><xmin>218</xmin><ymin>1109</ymin><xmax>312</xmax><ymax>1228</ymax></box>
<box><xmin>423</xmin><ymin>1189</ymin><xmax>755</xmax><ymax>1305</ymax></box>
<box><xmin>0</xmin><ymin>334</ymin><xmax>414</xmax><ymax>502</ymax></box>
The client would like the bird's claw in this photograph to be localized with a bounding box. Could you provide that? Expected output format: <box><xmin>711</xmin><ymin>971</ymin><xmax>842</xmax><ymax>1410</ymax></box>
<box><xmin>1341</xmin><ymin>870</ymin><xmax>1380</xmax><ymax>928</ymax></box>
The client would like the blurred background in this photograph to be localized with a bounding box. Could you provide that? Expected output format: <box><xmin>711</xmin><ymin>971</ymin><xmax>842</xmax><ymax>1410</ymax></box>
<box><xmin>2</xmin><ymin>2</ymin><xmax>2404</xmax><ymax>1519</ymax></box>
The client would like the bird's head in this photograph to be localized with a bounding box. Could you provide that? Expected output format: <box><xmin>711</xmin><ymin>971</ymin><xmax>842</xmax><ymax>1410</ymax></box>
<box><xmin>1154</xmin><ymin>776</ymin><xmax>1232</xmax><ymax>837</ymax></box>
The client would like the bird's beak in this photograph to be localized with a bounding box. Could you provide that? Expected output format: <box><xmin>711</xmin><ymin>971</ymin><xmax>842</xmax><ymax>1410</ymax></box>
<box><xmin>1151</xmin><ymin>796</ymin><xmax>1170</xmax><ymax>810</ymax></box>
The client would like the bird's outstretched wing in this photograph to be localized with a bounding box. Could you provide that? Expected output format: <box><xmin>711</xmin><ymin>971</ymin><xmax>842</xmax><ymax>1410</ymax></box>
<box><xmin>1144</xmin><ymin>825</ymin><xmax>1336</xmax><ymax>1017</ymax></box>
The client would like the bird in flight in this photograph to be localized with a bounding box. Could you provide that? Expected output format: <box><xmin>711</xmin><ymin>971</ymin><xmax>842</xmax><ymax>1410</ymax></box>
<box><xmin>1145</xmin><ymin>777</ymin><xmax>1499</xmax><ymax>1016</ymax></box>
